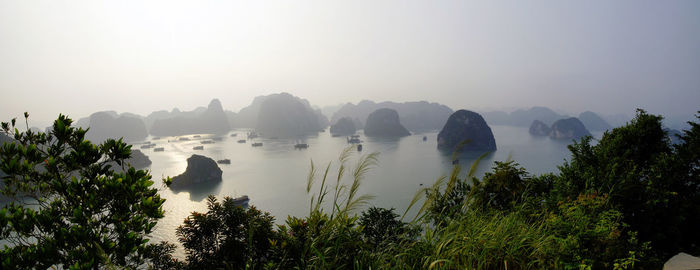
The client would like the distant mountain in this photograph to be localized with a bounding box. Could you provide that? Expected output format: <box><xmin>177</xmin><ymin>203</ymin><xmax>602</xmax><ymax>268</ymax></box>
<box><xmin>230</xmin><ymin>93</ymin><xmax>328</xmax><ymax>133</ymax></box>
<box><xmin>330</xmin><ymin>117</ymin><xmax>356</xmax><ymax>136</ymax></box>
<box><xmin>255</xmin><ymin>93</ymin><xmax>328</xmax><ymax>137</ymax></box>
<box><xmin>602</xmin><ymin>113</ymin><xmax>631</xmax><ymax>128</ymax></box>
<box><xmin>364</xmin><ymin>108</ymin><xmax>410</xmax><ymax>137</ymax></box>
<box><xmin>529</xmin><ymin>120</ymin><xmax>551</xmax><ymax>136</ymax></box>
<box><xmin>225</xmin><ymin>110</ymin><xmax>238</xmax><ymax>128</ymax></box>
<box><xmin>578</xmin><ymin>111</ymin><xmax>612</xmax><ymax>131</ymax></box>
<box><xmin>0</xmin><ymin>132</ymin><xmax>13</xmax><ymax>145</ymax></box>
<box><xmin>320</xmin><ymin>104</ymin><xmax>345</xmax><ymax>120</ymax></box>
<box><xmin>150</xmin><ymin>99</ymin><xmax>231</xmax><ymax>136</ymax></box>
<box><xmin>482</xmin><ymin>106</ymin><xmax>568</xmax><ymax>127</ymax></box>
<box><xmin>331</xmin><ymin>100</ymin><xmax>453</xmax><ymax>132</ymax></box>
<box><xmin>229</xmin><ymin>95</ymin><xmax>271</xmax><ymax>128</ymax></box>
<box><xmin>76</xmin><ymin>112</ymin><xmax>148</xmax><ymax>143</ymax></box>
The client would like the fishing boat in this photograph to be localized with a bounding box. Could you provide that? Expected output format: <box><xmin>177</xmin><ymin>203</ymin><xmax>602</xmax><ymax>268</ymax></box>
<box><xmin>193</xmin><ymin>146</ymin><xmax>204</xmax><ymax>150</ymax></box>
<box><xmin>232</xmin><ymin>195</ymin><xmax>249</xmax><ymax>206</ymax></box>
<box><xmin>230</xmin><ymin>133</ymin><xmax>237</xmax><ymax>137</ymax></box>
<box><xmin>237</xmin><ymin>139</ymin><xmax>246</xmax><ymax>143</ymax></box>
<box><xmin>217</xmin><ymin>159</ymin><xmax>231</xmax><ymax>164</ymax></box>
<box><xmin>200</xmin><ymin>140</ymin><xmax>214</xmax><ymax>144</ymax></box>
<box><xmin>252</xmin><ymin>142</ymin><xmax>263</xmax><ymax>147</ymax></box>
<box><xmin>153</xmin><ymin>147</ymin><xmax>165</xmax><ymax>152</ymax></box>
<box><xmin>294</xmin><ymin>143</ymin><xmax>309</xmax><ymax>149</ymax></box>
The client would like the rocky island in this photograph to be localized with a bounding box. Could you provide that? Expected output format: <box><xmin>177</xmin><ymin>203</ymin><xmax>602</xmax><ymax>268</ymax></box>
<box><xmin>79</xmin><ymin>112</ymin><xmax>148</xmax><ymax>143</ymax></box>
<box><xmin>578</xmin><ymin>111</ymin><xmax>612</xmax><ymax>131</ymax></box>
<box><xmin>330</xmin><ymin>117</ymin><xmax>356</xmax><ymax>136</ymax></box>
<box><xmin>169</xmin><ymin>154</ymin><xmax>222</xmax><ymax>190</ymax></box>
<box><xmin>363</xmin><ymin>108</ymin><xmax>410</xmax><ymax>137</ymax></box>
<box><xmin>255</xmin><ymin>93</ymin><xmax>327</xmax><ymax>137</ymax></box>
<box><xmin>549</xmin><ymin>117</ymin><xmax>591</xmax><ymax>140</ymax></box>
<box><xmin>150</xmin><ymin>99</ymin><xmax>231</xmax><ymax>136</ymax></box>
<box><xmin>437</xmin><ymin>110</ymin><xmax>496</xmax><ymax>152</ymax></box>
<box><xmin>529</xmin><ymin>120</ymin><xmax>552</xmax><ymax>136</ymax></box>
<box><xmin>331</xmin><ymin>100</ymin><xmax>453</xmax><ymax>132</ymax></box>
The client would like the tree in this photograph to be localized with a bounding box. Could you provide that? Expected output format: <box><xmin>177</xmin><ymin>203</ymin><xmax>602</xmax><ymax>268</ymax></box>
<box><xmin>359</xmin><ymin>207</ymin><xmax>414</xmax><ymax>251</ymax></box>
<box><xmin>176</xmin><ymin>195</ymin><xmax>276</xmax><ymax>269</ymax></box>
<box><xmin>0</xmin><ymin>114</ymin><xmax>167</xmax><ymax>269</ymax></box>
<box><xmin>555</xmin><ymin>109</ymin><xmax>700</xmax><ymax>266</ymax></box>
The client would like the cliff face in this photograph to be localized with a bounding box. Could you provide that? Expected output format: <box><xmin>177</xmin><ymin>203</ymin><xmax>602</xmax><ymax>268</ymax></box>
<box><xmin>331</xmin><ymin>100</ymin><xmax>453</xmax><ymax>132</ymax></box>
<box><xmin>549</xmin><ymin>118</ymin><xmax>591</xmax><ymax>140</ymax></box>
<box><xmin>84</xmin><ymin>112</ymin><xmax>148</xmax><ymax>143</ymax></box>
<box><xmin>150</xmin><ymin>99</ymin><xmax>231</xmax><ymax>136</ymax></box>
<box><xmin>364</xmin><ymin>108</ymin><xmax>410</xmax><ymax>137</ymax></box>
<box><xmin>169</xmin><ymin>155</ymin><xmax>222</xmax><ymax>190</ymax></box>
<box><xmin>255</xmin><ymin>93</ymin><xmax>327</xmax><ymax>137</ymax></box>
<box><xmin>330</xmin><ymin>117</ymin><xmax>357</xmax><ymax>136</ymax></box>
<box><xmin>529</xmin><ymin>120</ymin><xmax>552</xmax><ymax>136</ymax></box>
<box><xmin>437</xmin><ymin>110</ymin><xmax>496</xmax><ymax>152</ymax></box>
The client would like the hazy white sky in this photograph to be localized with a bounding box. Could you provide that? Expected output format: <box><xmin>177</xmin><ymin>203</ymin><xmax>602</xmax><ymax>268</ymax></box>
<box><xmin>1</xmin><ymin>0</ymin><xmax>699</xmax><ymax>127</ymax></box>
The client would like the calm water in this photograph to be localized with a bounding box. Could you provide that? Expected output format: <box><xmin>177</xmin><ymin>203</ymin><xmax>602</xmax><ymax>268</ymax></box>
<box><xmin>137</xmin><ymin>125</ymin><xmax>594</xmax><ymax>257</ymax></box>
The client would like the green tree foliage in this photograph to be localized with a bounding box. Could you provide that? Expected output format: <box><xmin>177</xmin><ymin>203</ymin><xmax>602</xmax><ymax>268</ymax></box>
<box><xmin>176</xmin><ymin>195</ymin><xmax>276</xmax><ymax>269</ymax></box>
<box><xmin>359</xmin><ymin>207</ymin><xmax>414</xmax><ymax>250</ymax></box>
<box><xmin>0</xmin><ymin>114</ymin><xmax>167</xmax><ymax>269</ymax></box>
<box><xmin>555</xmin><ymin>110</ymin><xmax>700</xmax><ymax>265</ymax></box>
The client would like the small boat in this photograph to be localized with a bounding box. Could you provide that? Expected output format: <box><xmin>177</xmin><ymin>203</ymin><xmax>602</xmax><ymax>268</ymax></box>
<box><xmin>357</xmin><ymin>144</ymin><xmax>363</xmax><ymax>151</ymax></box>
<box><xmin>141</xmin><ymin>141</ymin><xmax>151</xmax><ymax>145</ymax></box>
<box><xmin>237</xmin><ymin>139</ymin><xmax>246</xmax><ymax>143</ymax></box>
<box><xmin>231</xmin><ymin>195</ymin><xmax>249</xmax><ymax>206</ymax></box>
<box><xmin>193</xmin><ymin>135</ymin><xmax>201</xmax><ymax>138</ymax></box>
<box><xmin>193</xmin><ymin>146</ymin><xmax>204</xmax><ymax>150</ymax></box>
<box><xmin>217</xmin><ymin>159</ymin><xmax>231</xmax><ymax>164</ymax></box>
<box><xmin>347</xmin><ymin>137</ymin><xmax>361</xmax><ymax>144</ymax></box>
<box><xmin>423</xmin><ymin>136</ymin><xmax>427</xmax><ymax>141</ymax></box>
<box><xmin>252</xmin><ymin>142</ymin><xmax>263</xmax><ymax>147</ymax></box>
<box><xmin>230</xmin><ymin>133</ymin><xmax>237</xmax><ymax>137</ymax></box>
<box><xmin>140</xmin><ymin>143</ymin><xmax>156</xmax><ymax>149</ymax></box>
<box><xmin>178</xmin><ymin>137</ymin><xmax>190</xmax><ymax>141</ymax></box>
<box><xmin>247</xmin><ymin>132</ymin><xmax>259</xmax><ymax>139</ymax></box>
<box><xmin>153</xmin><ymin>147</ymin><xmax>165</xmax><ymax>152</ymax></box>
<box><xmin>201</xmin><ymin>140</ymin><xmax>215</xmax><ymax>144</ymax></box>
<box><xmin>294</xmin><ymin>143</ymin><xmax>309</xmax><ymax>149</ymax></box>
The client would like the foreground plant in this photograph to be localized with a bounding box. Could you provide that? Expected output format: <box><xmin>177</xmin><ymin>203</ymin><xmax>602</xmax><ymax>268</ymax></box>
<box><xmin>0</xmin><ymin>114</ymin><xmax>166</xmax><ymax>269</ymax></box>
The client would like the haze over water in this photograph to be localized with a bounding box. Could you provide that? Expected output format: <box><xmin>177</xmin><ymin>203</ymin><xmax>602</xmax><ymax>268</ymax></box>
<box><xmin>143</xmin><ymin>125</ymin><xmax>599</xmax><ymax>257</ymax></box>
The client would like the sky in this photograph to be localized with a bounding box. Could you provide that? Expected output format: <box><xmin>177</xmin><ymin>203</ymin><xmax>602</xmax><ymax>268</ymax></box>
<box><xmin>1</xmin><ymin>0</ymin><xmax>699</xmax><ymax>128</ymax></box>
